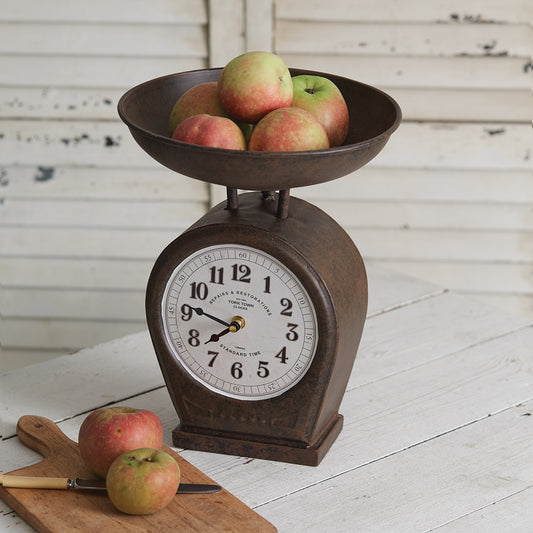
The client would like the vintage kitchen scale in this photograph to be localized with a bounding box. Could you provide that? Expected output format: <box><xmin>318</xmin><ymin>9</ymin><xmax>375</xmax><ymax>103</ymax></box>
<box><xmin>118</xmin><ymin>67</ymin><xmax>401</xmax><ymax>466</ymax></box>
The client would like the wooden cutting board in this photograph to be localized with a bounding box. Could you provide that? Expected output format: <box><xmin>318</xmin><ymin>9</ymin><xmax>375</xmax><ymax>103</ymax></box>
<box><xmin>0</xmin><ymin>415</ymin><xmax>277</xmax><ymax>532</ymax></box>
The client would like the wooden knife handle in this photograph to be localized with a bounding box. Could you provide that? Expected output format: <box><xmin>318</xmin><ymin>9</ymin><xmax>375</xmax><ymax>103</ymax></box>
<box><xmin>0</xmin><ymin>472</ymin><xmax>69</xmax><ymax>490</ymax></box>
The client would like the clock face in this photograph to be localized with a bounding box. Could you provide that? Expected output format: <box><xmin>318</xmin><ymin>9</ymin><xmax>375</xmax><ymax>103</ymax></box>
<box><xmin>161</xmin><ymin>244</ymin><xmax>319</xmax><ymax>400</ymax></box>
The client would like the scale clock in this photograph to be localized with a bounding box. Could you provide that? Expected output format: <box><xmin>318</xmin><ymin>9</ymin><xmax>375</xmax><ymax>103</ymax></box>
<box><xmin>160</xmin><ymin>242</ymin><xmax>319</xmax><ymax>401</ymax></box>
<box><xmin>119</xmin><ymin>68</ymin><xmax>400</xmax><ymax>465</ymax></box>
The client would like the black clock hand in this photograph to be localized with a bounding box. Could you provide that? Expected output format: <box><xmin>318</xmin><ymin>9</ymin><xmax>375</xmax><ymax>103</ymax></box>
<box><xmin>204</xmin><ymin>316</ymin><xmax>245</xmax><ymax>344</ymax></box>
<box><xmin>184</xmin><ymin>305</ymin><xmax>231</xmax><ymax>327</ymax></box>
<box><xmin>205</xmin><ymin>328</ymin><xmax>230</xmax><ymax>344</ymax></box>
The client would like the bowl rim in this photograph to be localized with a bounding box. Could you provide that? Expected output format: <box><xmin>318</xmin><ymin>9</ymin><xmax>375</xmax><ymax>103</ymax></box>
<box><xmin>117</xmin><ymin>66</ymin><xmax>402</xmax><ymax>158</ymax></box>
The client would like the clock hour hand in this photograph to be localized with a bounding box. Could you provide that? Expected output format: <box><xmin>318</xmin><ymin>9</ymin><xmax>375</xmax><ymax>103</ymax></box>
<box><xmin>204</xmin><ymin>316</ymin><xmax>245</xmax><ymax>344</ymax></box>
<box><xmin>185</xmin><ymin>305</ymin><xmax>231</xmax><ymax>327</ymax></box>
<box><xmin>205</xmin><ymin>328</ymin><xmax>230</xmax><ymax>344</ymax></box>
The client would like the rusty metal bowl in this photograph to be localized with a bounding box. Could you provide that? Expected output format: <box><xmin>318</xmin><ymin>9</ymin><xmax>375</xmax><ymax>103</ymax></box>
<box><xmin>118</xmin><ymin>68</ymin><xmax>401</xmax><ymax>191</ymax></box>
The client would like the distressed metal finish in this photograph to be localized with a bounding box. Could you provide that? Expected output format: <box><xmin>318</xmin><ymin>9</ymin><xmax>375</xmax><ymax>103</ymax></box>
<box><xmin>118</xmin><ymin>68</ymin><xmax>401</xmax><ymax>191</ymax></box>
<box><xmin>146</xmin><ymin>192</ymin><xmax>368</xmax><ymax>466</ymax></box>
<box><xmin>120</xmin><ymin>67</ymin><xmax>400</xmax><ymax>465</ymax></box>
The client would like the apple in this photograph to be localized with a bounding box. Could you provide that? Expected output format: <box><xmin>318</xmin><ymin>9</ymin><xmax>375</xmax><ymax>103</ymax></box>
<box><xmin>172</xmin><ymin>114</ymin><xmax>246</xmax><ymax>150</ymax></box>
<box><xmin>78</xmin><ymin>407</ymin><xmax>163</xmax><ymax>478</ymax></box>
<box><xmin>248</xmin><ymin>107</ymin><xmax>329</xmax><ymax>152</ymax></box>
<box><xmin>217</xmin><ymin>51</ymin><xmax>293</xmax><ymax>124</ymax></box>
<box><xmin>168</xmin><ymin>81</ymin><xmax>229</xmax><ymax>135</ymax></box>
<box><xmin>106</xmin><ymin>448</ymin><xmax>180</xmax><ymax>515</ymax></box>
<box><xmin>291</xmin><ymin>75</ymin><xmax>349</xmax><ymax>147</ymax></box>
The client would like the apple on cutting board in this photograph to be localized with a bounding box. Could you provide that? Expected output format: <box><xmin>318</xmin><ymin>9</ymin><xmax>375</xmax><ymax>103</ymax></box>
<box><xmin>78</xmin><ymin>407</ymin><xmax>163</xmax><ymax>479</ymax></box>
<box><xmin>106</xmin><ymin>448</ymin><xmax>181</xmax><ymax>515</ymax></box>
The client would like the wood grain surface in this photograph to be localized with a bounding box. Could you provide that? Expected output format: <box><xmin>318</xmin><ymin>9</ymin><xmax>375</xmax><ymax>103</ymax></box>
<box><xmin>0</xmin><ymin>415</ymin><xmax>277</xmax><ymax>533</ymax></box>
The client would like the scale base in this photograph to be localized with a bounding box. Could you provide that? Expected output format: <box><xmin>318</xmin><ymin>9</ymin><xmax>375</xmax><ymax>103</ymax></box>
<box><xmin>172</xmin><ymin>415</ymin><xmax>343</xmax><ymax>467</ymax></box>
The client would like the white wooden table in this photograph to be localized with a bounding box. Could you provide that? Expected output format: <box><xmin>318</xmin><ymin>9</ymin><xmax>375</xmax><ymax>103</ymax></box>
<box><xmin>1</xmin><ymin>262</ymin><xmax>532</xmax><ymax>532</ymax></box>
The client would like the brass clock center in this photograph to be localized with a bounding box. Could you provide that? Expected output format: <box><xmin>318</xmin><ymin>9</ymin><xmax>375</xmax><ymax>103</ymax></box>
<box><xmin>229</xmin><ymin>316</ymin><xmax>245</xmax><ymax>332</ymax></box>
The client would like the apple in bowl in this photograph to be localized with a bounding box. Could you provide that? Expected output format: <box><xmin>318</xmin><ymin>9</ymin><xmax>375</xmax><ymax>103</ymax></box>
<box><xmin>172</xmin><ymin>114</ymin><xmax>247</xmax><ymax>150</ymax></box>
<box><xmin>249</xmin><ymin>107</ymin><xmax>329</xmax><ymax>152</ymax></box>
<box><xmin>168</xmin><ymin>81</ymin><xmax>229</xmax><ymax>135</ymax></box>
<box><xmin>291</xmin><ymin>74</ymin><xmax>349</xmax><ymax>147</ymax></box>
<box><xmin>217</xmin><ymin>51</ymin><xmax>293</xmax><ymax>124</ymax></box>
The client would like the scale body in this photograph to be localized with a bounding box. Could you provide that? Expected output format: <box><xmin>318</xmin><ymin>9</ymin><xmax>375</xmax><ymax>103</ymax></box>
<box><xmin>146</xmin><ymin>191</ymin><xmax>366</xmax><ymax>465</ymax></box>
<box><xmin>118</xmin><ymin>67</ymin><xmax>401</xmax><ymax>466</ymax></box>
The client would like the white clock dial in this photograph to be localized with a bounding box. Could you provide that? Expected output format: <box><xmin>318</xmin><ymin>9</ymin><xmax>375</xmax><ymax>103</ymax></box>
<box><xmin>162</xmin><ymin>244</ymin><xmax>319</xmax><ymax>400</ymax></box>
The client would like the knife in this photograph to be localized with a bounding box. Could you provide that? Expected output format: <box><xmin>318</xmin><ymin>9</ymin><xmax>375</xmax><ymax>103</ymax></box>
<box><xmin>0</xmin><ymin>472</ymin><xmax>221</xmax><ymax>494</ymax></box>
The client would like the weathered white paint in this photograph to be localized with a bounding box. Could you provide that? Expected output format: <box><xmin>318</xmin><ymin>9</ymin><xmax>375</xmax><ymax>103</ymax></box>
<box><xmin>208</xmin><ymin>0</ymin><xmax>244</xmax><ymax>67</ymax></box>
<box><xmin>2</xmin><ymin>120</ymin><xmax>529</xmax><ymax>170</ymax></box>
<box><xmin>1</xmin><ymin>0</ymin><xmax>531</xmax><ymax>369</ymax></box>
<box><xmin>0</xmin><ymin>199</ymin><xmax>206</xmax><ymax>228</ymax></box>
<box><xmin>0</xmin><ymin>0</ymin><xmax>210</xmax><ymax>364</ymax></box>
<box><xmin>0</xmin><ymin>56</ymin><xmax>207</xmax><ymax>87</ymax></box>
<box><xmin>277</xmin><ymin>20</ymin><xmax>531</xmax><ymax>57</ymax></box>
<box><xmin>272</xmin><ymin>0</ymin><xmax>532</xmax><ymax>323</ymax></box>
<box><xmin>246</xmin><ymin>0</ymin><xmax>273</xmax><ymax>51</ymax></box>
<box><xmin>1</xmin><ymin>266</ymin><xmax>531</xmax><ymax>530</ymax></box>
<box><xmin>0</xmin><ymin>23</ymin><xmax>208</xmax><ymax>57</ymax></box>
<box><xmin>282</xmin><ymin>54</ymin><xmax>530</xmax><ymax>90</ymax></box>
<box><xmin>1</xmin><ymin>166</ymin><xmax>207</xmax><ymax>199</ymax></box>
<box><xmin>3</xmin><ymin>86</ymin><xmax>529</xmax><ymax>123</ymax></box>
<box><xmin>276</xmin><ymin>0</ymin><xmax>532</xmax><ymax>24</ymax></box>
<box><xmin>0</xmin><ymin>257</ymin><xmax>154</xmax><ymax>289</ymax></box>
<box><xmin>3</xmin><ymin>0</ymin><xmax>208</xmax><ymax>23</ymax></box>
<box><xmin>300</xmin><ymin>167</ymin><xmax>533</xmax><ymax>203</ymax></box>
<box><xmin>0</xmin><ymin>227</ymin><xmax>178</xmax><ymax>258</ymax></box>
<box><xmin>383</xmin><ymin>88</ymin><xmax>532</xmax><ymax>122</ymax></box>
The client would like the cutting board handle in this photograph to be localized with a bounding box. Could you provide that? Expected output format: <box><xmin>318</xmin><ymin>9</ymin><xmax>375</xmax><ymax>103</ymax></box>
<box><xmin>16</xmin><ymin>415</ymin><xmax>79</xmax><ymax>461</ymax></box>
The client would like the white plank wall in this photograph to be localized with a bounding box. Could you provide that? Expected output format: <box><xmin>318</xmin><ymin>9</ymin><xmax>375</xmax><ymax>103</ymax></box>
<box><xmin>273</xmin><ymin>0</ymin><xmax>533</xmax><ymax>319</ymax></box>
<box><xmin>0</xmin><ymin>0</ymin><xmax>211</xmax><ymax>370</ymax></box>
<box><xmin>1</xmin><ymin>0</ymin><xmax>532</xmax><ymax>370</ymax></box>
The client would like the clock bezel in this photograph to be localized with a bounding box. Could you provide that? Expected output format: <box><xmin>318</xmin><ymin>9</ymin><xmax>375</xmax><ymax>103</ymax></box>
<box><xmin>159</xmin><ymin>242</ymin><xmax>320</xmax><ymax>401</ymax></box>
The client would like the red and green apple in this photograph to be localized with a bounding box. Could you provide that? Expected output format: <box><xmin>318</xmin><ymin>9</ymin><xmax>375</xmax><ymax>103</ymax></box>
<box><xmin>78</xmin><ymin>407</ymin><xmax>163</xmax><ymax>479</ymax></box>
<box><xmin>291</xmin><ymin>75</ymin><xmax>349</xmax><ymax>147</ymax></box>
<box><xmin>217</xmin><ymin>51</ymin><xmax>293</xmax><ymax>124</ymax></box>
<box><xmin>248</xmin><ymin>107</ymin><xmax>329</xmax><ymax>152</ymax></box>
<box><xmin>168</xmin><ymin>81</ymin><xmax>229</xmax><ymax>135</ymax></box>
<box><xmin>106</xmin><ymin>448</ymin><xmax>181</xmax><ymax>515</ymax></box>
<box><xmin>172</xmin><ymin>114</ymin><xmax>247</xmax><ymax>150</ymax></box>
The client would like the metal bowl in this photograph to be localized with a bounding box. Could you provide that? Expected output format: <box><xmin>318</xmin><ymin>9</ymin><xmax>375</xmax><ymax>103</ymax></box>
<box><xmin>118</xmin><ymin>68</ymin><xmax>401</xmax><ymax>190</ymax></box>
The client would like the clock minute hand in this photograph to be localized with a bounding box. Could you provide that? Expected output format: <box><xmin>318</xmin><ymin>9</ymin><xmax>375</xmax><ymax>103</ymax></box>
<box><xmin>187</xmin><ymin>305</ymin><xmax>231</xmax><ymax>327</ymax></box>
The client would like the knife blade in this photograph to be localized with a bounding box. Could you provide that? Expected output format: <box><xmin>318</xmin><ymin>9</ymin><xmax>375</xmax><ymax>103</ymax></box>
<box><xmin>0</xmin><ymin>472</ymin><xmax>221</xmax><ymax>494</ymax></box>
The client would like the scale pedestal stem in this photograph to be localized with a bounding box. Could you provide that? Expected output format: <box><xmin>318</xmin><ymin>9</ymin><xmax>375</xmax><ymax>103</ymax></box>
<box><xmin>227</xmin><ymin>187</ymin><xmax>291</xmax><ymax>218</ymax></box>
